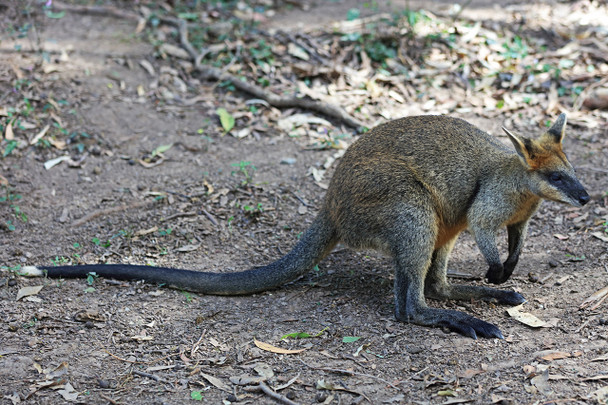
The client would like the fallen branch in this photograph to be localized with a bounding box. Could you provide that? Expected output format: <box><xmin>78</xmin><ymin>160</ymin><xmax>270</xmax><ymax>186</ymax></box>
<box><xmin>258</xmin><ymin>382</ymin><xmax>299</xmax><ymax>405</ymax></box>
<box><xmin>71</xmin><ymin>200</ymin><xmax>156</xmax><ymax>228</ymax></box>
<box><xmin>50</xmin><ymin>1</ymin><xmax>140</xmax><ymax>20</ymax></box>
<box><xmin>299</xmin><ymin>360</ymin><xmax>400</xmax><ymax>391</ymax></box>
<box><xmin>131</xmin><ymin>370</ymin><xmax>174</xmax><ymax>387</ymax></box>
<box><xmin>160</xmin><ymin>17</ymin><xmax>366</xmax><ymax>129</ymax></box>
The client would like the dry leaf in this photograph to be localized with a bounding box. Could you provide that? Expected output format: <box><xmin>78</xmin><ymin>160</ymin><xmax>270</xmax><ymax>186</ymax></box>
<box><xmin>57</xmin><ymin>382</ymin><xmax>79</xmax><ymax>401</ymax></box>
<box><xmin>201</xmin><ymin>372</ymin><xmax>231</xmax><ymax>392</ymax></box>
<box><xmin>254</xmin><ymin>363</ymin><xmax>275</xmax><ymax>380</ymax></box>
<box><xmin>580</xmin><ymin>286</ymin><xmax>608</xmax><ymax>310</ymax></box>
<box><xmin>588</xmin><ymin>386</ymin><xmax>608</xmax><ymax>404</ymax></box>
<box><xmin>591</xmin><ymin>232</ymin><xmax>608</xmax><ymax>243</ymax></box>
<box><xmin>459</xmin><ymin>368</ymin><xmax>484</xmax><ymax>379</ymax></box>
<box><xmin>253</xmin><ymin>338</ymin><xmax>306</xmax><ymax>354</ymax></box>
<box><xmin>44</xmin><ymin>156</ymin><xmax>71</xmax><ymax>170</ymax></box>
<box><xmin>535</xmin><ymin>350</ymin><xmax>571</xmax><ymax>361</ymax></box>
<box><xmin>4</xmin><ymin>121</ymin><xmax>14</xmax><ymax>140</ymax></box>
<box><xmin>506</xmin><ymin>305</ymin><xmax>551</xmax><ymax>328</ymax></box>
<box><xmin>130</xmin><ymin>335</ymin><xmax>153</xmax><ymax>341</ymax></box>
<box><xmin>134</xmin><ymin>226</ymin><xmax>158</xmax><ymax>236</ymax></box>
<box><xmin>159</xmin><ymin>43</ymin><xmax>190</xmax><ymax>59</ymax></box>
<box><xmin>16</xmin><ymin>285</ymin><xmax>43</xmax><ymax>301</ymax></box>
<box><xmin>531</xmin><ymin>369</ymin><xmax>552</xmax><ymax>396</ymax></box>
<box><xmin>30</xmin><ymin>124</ymin><xmax>50</xmax><ymax>145</ymax></box>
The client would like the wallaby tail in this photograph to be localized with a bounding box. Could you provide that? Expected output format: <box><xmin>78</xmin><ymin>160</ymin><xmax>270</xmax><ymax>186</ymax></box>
<box><xmin>22</xmin><ymin>213</ymin><xmax>337</xmax><ymax>295</ymax></box>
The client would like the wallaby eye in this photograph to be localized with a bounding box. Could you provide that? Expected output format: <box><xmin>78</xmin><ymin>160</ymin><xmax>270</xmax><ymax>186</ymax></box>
<box><xmin>549</xmin><ymin>172</ymin><xmax>562</xmax><ymax>183</ymax></box>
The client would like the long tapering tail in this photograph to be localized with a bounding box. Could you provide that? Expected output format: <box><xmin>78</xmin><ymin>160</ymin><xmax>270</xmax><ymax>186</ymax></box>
<box><xmin>21</xmin><ymin>213</ymin><xmax>337</xmax><ymax>295</ymax></box>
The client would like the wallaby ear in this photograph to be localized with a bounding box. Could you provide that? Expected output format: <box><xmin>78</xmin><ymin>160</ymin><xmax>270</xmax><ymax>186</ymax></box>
<box><xmin>546</xmin><ymin>113</ymin><xmax>567</xmax><ymax>143</ymax></box>
<box><xmin>503</xmin><ymin>126</ymin><xmax>533</xmax><ymax>161</ymax></box>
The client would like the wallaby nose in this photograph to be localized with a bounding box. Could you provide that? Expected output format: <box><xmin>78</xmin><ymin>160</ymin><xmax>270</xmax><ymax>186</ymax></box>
<box><xmin>579</xmin><ymin>194</ymin><xmax>590</xmax><ymax>206</ymax></box>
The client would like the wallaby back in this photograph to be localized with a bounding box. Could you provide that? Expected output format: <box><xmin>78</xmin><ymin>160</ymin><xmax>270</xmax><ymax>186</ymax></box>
<box><xmin>325</xmin><ymin>116</ymin><xmax>519</xmax><ymax>252</ymax></box>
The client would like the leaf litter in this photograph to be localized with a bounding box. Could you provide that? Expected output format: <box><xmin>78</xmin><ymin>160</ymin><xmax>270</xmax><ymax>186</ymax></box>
<box><xmin>1</xmin><ymin>1</ymin><xmax>608</xmax><ymax>404</ymax></box>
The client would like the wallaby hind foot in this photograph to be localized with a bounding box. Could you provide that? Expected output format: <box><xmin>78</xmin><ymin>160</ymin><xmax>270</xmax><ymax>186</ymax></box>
<box><xmin>395</xmin><ymin>305</ymin><xmax>504</xmax><ymax>339</ymax></box>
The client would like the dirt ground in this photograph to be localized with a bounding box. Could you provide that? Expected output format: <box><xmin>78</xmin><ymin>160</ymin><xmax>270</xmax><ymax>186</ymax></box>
<box><xmin>1</xmin><ymin>1</ymin><xmax>608</xmax><ymax>404</ymax></box>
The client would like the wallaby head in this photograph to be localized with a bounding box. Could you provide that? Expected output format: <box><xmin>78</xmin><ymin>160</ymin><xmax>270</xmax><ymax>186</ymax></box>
<box><xmin>503</xmin><ymin>113</ymin><xmax>590</xmax><ymax>207</ymax></box>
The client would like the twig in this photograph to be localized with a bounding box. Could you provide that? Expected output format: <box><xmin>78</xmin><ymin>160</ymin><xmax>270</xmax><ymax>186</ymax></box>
<box><xmin>291</xmin><ymin>191</ymin><xmax>311</xmax><ymax>207</ymax></box>
<box><xmin>103</xmin><ymin>349</ymin><xmax>171</xmax><ymax>365</ymax></box>
<box><xmin>71</xmin><ymin>200</ymin><xmax>155</xmax><ymax>227</ymax></box>
<box><xmin>573</xmin><ymin>76</ymin><xmax>608</xmax><ymax>111</ymax></box>
<box><xmin>258</xmin><ymin>382</ymin><xmax>300</xmax><ymax>405</ymax></box>
<box><xmin>190</xmin><ymin>329</ymin><xmax>207</xmax><ymax>357</ymax></box>
<box><xmin>299</xmin><ymin>360</ymin><xmax>400</xmax><ymax>390</ymax></box>
<box><xmin>574</xmin><ymin>317</ymin><xmax>594</xmax><ymax>334</ymax></box>
<box><xmin>202</xmin><ymin>209</ymin><xmax>219</xmax><ymax>226</ymax></box>
<box><xmin>159</xmin><ymin>16</ymin><xmax>365</xmax><ymax>129</ymax></box>
<box><xmin>131</xmin><ymin>369</ymin><xmax>174</xmax><ymax>387</ymax></box>
<box><xmin>99</xmin><ymin>393</ymin><xmax>125</xmax><ymax>405</ymax></box>
<box><xmin>162</xmin><ymin>211</ymin><xmax>197</xmax><ymax>222</ymax></box>
<box><xmin>132</xmin><ymin>370</ymin><xmax>160</xmax><ymax>381</ymax></box>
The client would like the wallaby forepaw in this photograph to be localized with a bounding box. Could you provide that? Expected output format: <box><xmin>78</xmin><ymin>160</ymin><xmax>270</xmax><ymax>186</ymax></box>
<box><xmin>440</xmin><ymin>317</ymin><xmax>504</xmax><ymax>340</ymax></box>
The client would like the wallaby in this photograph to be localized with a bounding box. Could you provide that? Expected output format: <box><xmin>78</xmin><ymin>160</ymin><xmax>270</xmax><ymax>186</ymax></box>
<box><xmin>22</xmin><ymin>114</ymin><xmax>589</xmax><ymax>339</ymax></box>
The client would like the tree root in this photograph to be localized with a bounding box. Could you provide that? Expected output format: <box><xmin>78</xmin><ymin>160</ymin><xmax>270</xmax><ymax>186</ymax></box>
<box><xmin>47</xmin><ymin>3</ymin><xmax>366</xmax><ymax>129</ymax></box>
<box><xmin>160</xmin><ymin>17</ymin><xmax>366</xmax><ymax>129</ymax></box>
<box><xmin>243</xmin><ymin>382</ymin><xmax>299</xmax><ymax>405</ymax></box>
<box><xmin>50</xmin><ymin>1</ymin><xmax>140</xmax><ymax>20</ymax></box>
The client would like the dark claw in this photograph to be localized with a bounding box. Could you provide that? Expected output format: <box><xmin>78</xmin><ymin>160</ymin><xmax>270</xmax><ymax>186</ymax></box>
<box><xmin>498</xmin><ymin>291</ymin><xmax>526</xmax><ymax>306</ymax></box>
<box><xmin>440</xmin><ymin>317</ymin><xmax>503</xmax><ymax>339</ymax></box>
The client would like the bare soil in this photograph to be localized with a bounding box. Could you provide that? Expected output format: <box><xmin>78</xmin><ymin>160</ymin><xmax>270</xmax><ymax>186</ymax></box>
<box><xmin>1</xmin><ymin>1</ymin><xmax>608</xmax><ymax>404</ymax></box>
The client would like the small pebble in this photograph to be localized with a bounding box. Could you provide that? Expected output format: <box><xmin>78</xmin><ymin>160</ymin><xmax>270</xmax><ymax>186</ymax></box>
<box><xmin>280</xmin><ymin>157</ymin><xmax>297</xmax><ymax>165</ymax></box>
<box><xmin>97</xmin><ymin>379</ymin><xmax>110</xmax><ymax>389</ymax></box>
<box><xmin>548</xmin><ymin>259</ymin><xmax>560</xmax><ymax>268</ymax></box>
<box><xmin>528</xmin><ymin>272</ymin><xmax>539</xmax><ymax>283</ymax></box>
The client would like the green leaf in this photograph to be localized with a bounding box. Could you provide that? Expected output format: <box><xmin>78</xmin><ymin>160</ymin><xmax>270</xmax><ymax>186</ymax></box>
<box><xmin>216</xmin><ymin>108</ymin><xmax>235</xmax><ymax>133</ymax></box>
<box><xmin>342</xmin><ymin>336</ymin><xmax>361</xmax><ymax>343</ymax></box>
<box><xmin>437</xmin><ymin>389</ymin><xmax>456</xmax><ymax>397</ymax></box>
<box><xmin>191</xmin><ymin>390</ymin><xmax>203</xmax><ymax>401</ymax></box>
<box><xmin>282</xmin><ymin>326</ymin><xmax>328</xmax><ymax>340</ymax></box>
<box><xmin>151</xmin><ymin>144</ymin><xmax>173</xmax><ymax>158</ymax></box>
<box><xmin>46</xmin><ymin>10</ymin><xmax>66</xmax><ymax>19</ymax></box>
<box><xmin>3</xmin><ymin>140</ymin><xmax>18</xmax><ymax>157</ymax></box>
<box><xmin>84</xmin><ymin>287</ymin><xmax>96</xmax><ymax>293</ymax></box>
<box><xmin>177</xmin><ymin>12</ymin><xmax>198</xmax><ymax>21</ymax></box>
<box><xmin>346</xmin><ymin>8</ymin><xmax>360</xmax><ymax>21</ymax></box>
<box><xmin>282</xmin><ymin>332</ymin><xmax>313</xmax><ymax>339</ymax></box>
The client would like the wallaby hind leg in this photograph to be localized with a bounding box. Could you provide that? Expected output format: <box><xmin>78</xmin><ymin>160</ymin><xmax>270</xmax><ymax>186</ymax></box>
<box><xmin>391</xmin><ymin>214</ymin><xmax>503</xmax><ymax>339</ymax></box>
<box><xmin>424</xmin><ymin>238</ymin><xmax>526</xmax><ymax>306</ymax></box>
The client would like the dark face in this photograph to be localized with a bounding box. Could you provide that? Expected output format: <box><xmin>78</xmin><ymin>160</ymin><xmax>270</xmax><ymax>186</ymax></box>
<box><xmin>540</xmin><ymin>169</ymin><xmax>590</xmax><ymax>207</ymax></box>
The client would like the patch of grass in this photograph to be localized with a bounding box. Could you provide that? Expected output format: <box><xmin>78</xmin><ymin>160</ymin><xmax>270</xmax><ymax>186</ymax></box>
<box><xmin>231</xmin><ymin>161</ymin><xmax>256</xmax><ymax>186</ymax></box>
<box><xmin>1</xmin><ymin>186</ymin><xmax>27</xmax><ymax>230</ymax></box>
